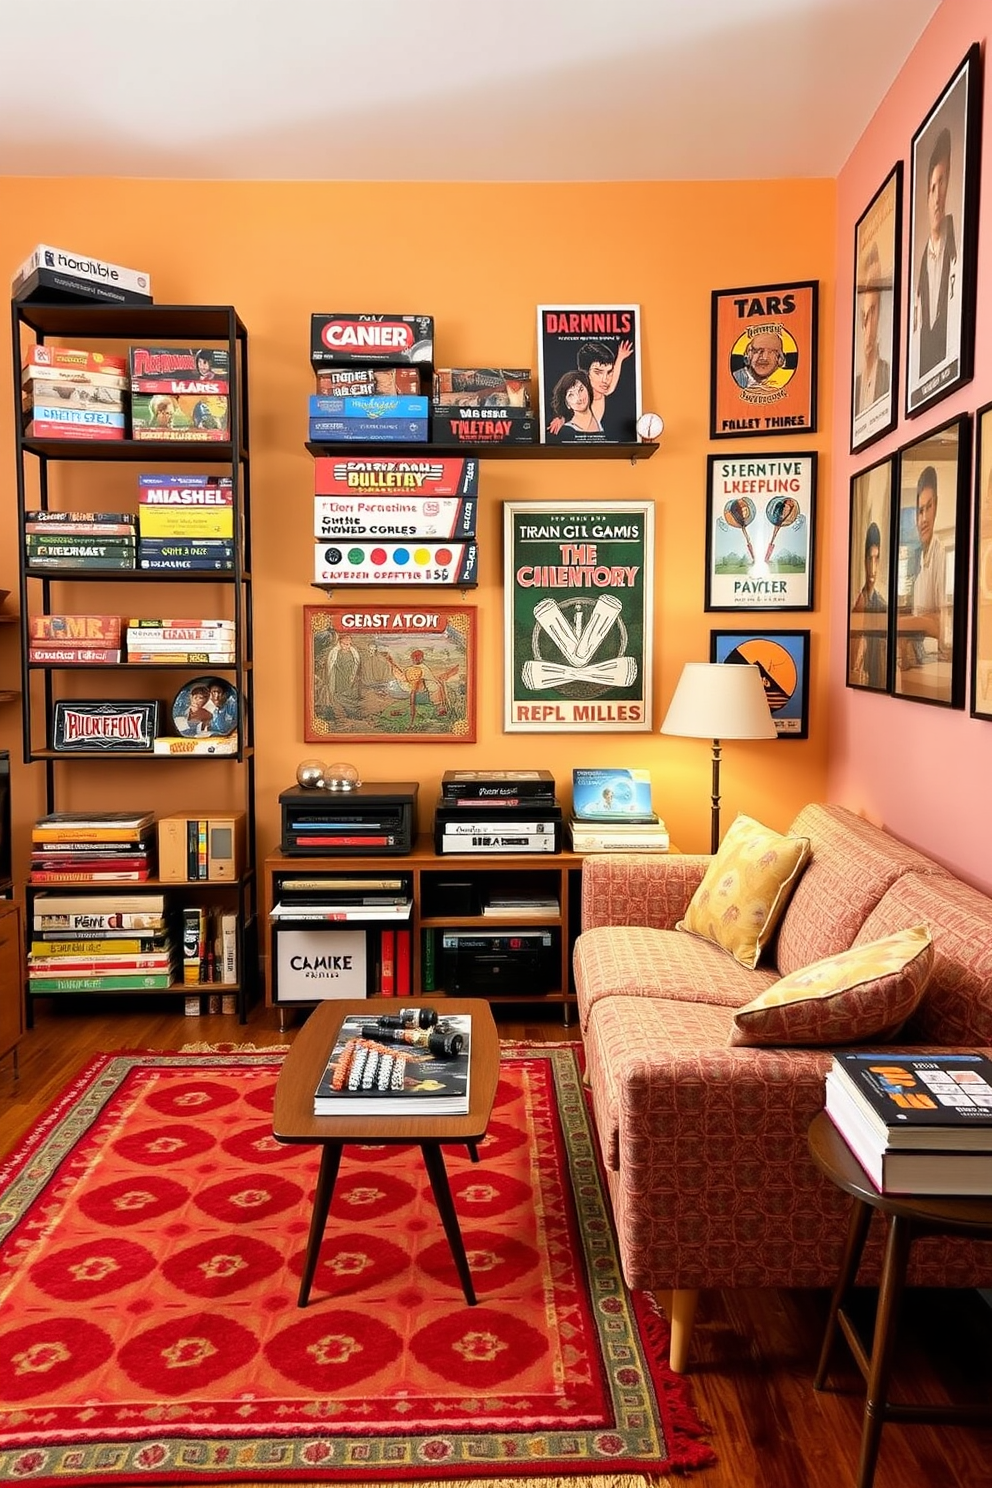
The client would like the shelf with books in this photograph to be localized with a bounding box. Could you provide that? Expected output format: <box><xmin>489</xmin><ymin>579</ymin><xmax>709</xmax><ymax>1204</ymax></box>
<box><xmin>263</xmin><ymin>838</ymin><xmax>584</xmax><ymax>1026</ymax></box>
<box><xmin>10</xmin><ymin>301</ymin><xmax>256</xmax><ymax>1022</ymax></box>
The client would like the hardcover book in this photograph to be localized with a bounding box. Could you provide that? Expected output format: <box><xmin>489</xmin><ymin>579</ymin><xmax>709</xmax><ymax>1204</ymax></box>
<box><xmin>537</xmin><ymin>304</ymin><xmax>642</xmax><ymax>444</ymax></box>
<box><xmin>828</xmin><ymin>1053</ymin><xmax>992</xmax><ymax>1150</ymax></box>
<box><xmin>313</xmin><ymin>1012</ymin><xmax>471</xmax><ymax>1115</ymax></box>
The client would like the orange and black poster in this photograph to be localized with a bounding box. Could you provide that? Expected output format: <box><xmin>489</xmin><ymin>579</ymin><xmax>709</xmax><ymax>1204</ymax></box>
<box><xmin>710</xmin><ymin>280</ymin><xmax>818</xmax><ymax>439</ymax></box>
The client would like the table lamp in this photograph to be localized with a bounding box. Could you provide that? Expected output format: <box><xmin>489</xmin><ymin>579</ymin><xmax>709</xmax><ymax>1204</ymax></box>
<box><xmin>660</xmin><ymin>662</ymin><xmax>777</xmax><ymax>853</ymax></box>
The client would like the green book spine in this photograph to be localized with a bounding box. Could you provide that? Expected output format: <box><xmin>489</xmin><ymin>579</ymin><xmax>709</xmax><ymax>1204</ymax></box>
<box><xmin>422</xmin><ymin>928</ymin><xmax>435</xmax><ymax>992</ymax></box>
<box><xmin>28</xmin><ymin>972</ymin><xmax>173</xmax><ymax>992</ymax></box>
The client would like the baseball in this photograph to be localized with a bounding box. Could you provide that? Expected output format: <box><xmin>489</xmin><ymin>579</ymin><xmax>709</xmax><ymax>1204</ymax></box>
<box><xmin>636</xmin><ymin>412</ymin><xmax>664</xmax><ymax>441</ymax></box>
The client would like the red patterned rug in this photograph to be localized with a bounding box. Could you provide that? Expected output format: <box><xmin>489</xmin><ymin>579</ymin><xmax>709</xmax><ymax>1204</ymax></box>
<box><xmin>0</xmin><ymin>1045</ymin><xmax>714</xmax><ymax>1485</ymax></box>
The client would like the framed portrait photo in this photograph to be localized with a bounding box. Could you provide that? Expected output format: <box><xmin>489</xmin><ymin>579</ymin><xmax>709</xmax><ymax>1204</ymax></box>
<box><xmin>906</xmin><ymin>43</ymin><xmax>983</xmax><ymax>419</ymax></box>
<box><xmin>710</xmin><ymin>629</ymin><xmax>810</xmax><ymax>740</ymax></box>
<box><xmin>710</xmin><ymin>280</ymin><xmax>818</xmax><ymax>439</ymax></box>
<box><xmin>847</xmin><ymin>455</ymin><xmax>894</xmax><ymax>693</ymax></box>
<box><xmin>705</xmin><ymin>452</ymin><xmax>816</xmax><ymax>611</ymax></box>
<box><xmin>971</xmin><ymin>403</ymin><xmax>992</xmax><ymax>721</ymax></box>
<box><xmin>851</xmin><ymin>164</ymin><xmax>902</xmax><ymax>454</ymax></box>
<box><xmin>892</xmin><ymin>414</ymin><xmax>972</xmax><ymax>709</ymax></box>
<box><xmin>503</xmin><ymin>501</ymin><xmax>653</xmax><ymax>732</ymax></box>
<box><xmin>303</xmin><ymin>604</ymin><xmax>477</xmax><ymax>744</ymax></box>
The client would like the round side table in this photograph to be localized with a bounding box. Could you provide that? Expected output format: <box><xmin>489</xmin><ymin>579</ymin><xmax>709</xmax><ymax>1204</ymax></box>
<box><xmin>808</xmin><ymin>1112</ymin><xmax>992</xmax><ymax>1488</ymax></box>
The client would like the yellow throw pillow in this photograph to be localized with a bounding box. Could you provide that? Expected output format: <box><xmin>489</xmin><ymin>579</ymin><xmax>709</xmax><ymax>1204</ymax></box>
<box><xmin>729</xmin><ymin>925</ymin><xmax>933</xmax><ymax>1047</ymax></box>
<box><xmin>676</xmin><ymin>813</ymin><xmax>810</xmax><ymax>969</ymax></box>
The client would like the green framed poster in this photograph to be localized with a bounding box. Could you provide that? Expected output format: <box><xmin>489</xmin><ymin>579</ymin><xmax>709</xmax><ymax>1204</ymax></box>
<box><xmin>503</xmin><ymin>501</ymin><xmax>654</xmax><ymax>732</ymax></box>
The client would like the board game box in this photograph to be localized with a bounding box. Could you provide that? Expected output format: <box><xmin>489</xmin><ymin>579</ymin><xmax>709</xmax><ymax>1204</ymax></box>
<box><xmin>311</xmin><ymin>313</ymin><xmax>434</xmax><ymax>367</ymax></box>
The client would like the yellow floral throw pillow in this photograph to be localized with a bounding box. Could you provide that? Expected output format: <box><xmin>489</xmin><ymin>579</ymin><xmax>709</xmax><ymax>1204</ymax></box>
<box><xmin>677</xmin><ymin>813</ymin><xmax>811</xmax><ymax>969</ymax></box>
<box><xmin>729</xmin><ymin>925</ymin><xmax>933</xmax><ymax>1047</ymax></box>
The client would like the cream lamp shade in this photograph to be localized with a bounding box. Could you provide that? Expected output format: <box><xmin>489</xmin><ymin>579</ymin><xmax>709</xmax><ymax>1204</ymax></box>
<box><xmin>660</xmin><ymin>662</ymin><xmax>777</xmax><ymax>851</ymax></box>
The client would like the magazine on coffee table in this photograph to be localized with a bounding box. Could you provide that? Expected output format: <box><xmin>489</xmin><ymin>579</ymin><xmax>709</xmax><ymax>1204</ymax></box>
<box><xmin>314</xmin><ymin>1012</ymin><xmax>471</xmax><ymax>1115</ymax></box>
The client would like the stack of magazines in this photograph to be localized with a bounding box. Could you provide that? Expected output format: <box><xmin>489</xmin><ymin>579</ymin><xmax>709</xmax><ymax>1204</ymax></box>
<box><xmin>824</xmin><ymin>1051</ymin><xmax>992</xmax><ymax>1195</ymax></box>
<box><xmin>314</xmin><ymin>1011</ymin><xmax>471</xmax><ymax>1116</ymax></box>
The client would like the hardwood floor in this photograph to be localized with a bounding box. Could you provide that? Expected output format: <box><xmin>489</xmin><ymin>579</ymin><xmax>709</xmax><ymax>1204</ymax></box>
<box><xmin>3</xmin><ymin>997</ymin><xmax>992</xmax><ymax>1488</ymax></box>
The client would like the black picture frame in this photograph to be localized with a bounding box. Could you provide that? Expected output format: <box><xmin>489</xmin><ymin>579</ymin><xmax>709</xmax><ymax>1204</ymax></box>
<box><xmin>971</xmin><ymin>401</ymin><xmax>992</xmax><ymax>721</ymax></box>
<box><xmin>709</xmin><ymin>629</ymin><xmax>810</xmax><ymax>740</ymax></box>
<box><xmin>705</xmin><ymin>452</ymin><xmax>816</xmax><ymax>612</ymax></box>
<box><xmin>846</xmin><ymin>455</ymin><xmax>895</xmax><ymax>694</ymax></box>
<box><xmin>709</xmin><ymin>281</ymin><xmax>818</xmax><ymax>440</ymax></box>
<box><xmin>851</xmin><ymin>164</ymin><xmax>902</xmax><ymax>454</ymax></box>
<box><xmin>905</xmin><ymin>43</ymin><xmax>983</xmax><ymax>419</ymax></box>
<box><xmin>892</xmin><ymin>413</ymin><xmax>972</xmax><ymax>708</ymax></box>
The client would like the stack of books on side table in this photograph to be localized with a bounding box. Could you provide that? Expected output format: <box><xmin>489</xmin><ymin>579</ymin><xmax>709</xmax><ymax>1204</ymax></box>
<box><xmin>568</xmin><ymin>767</ymin><xmax>669</xmax><ymax>852</ymax></box>
<box><xmin>824</xmin><ymin>1050</ymin><xmax>992</xmax><ymax>1195</ymax></box>
<box><xmin>314</xmin><ymin>1011</ymin><xmax>471</xmax><ymax>1115</ymax></box>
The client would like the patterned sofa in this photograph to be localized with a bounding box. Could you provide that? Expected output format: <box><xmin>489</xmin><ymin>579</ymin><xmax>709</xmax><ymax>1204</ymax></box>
<box><xmin>573</xmin><ymin>803</ymin><xmax>992</xmax><ymax>1371</ymax></box>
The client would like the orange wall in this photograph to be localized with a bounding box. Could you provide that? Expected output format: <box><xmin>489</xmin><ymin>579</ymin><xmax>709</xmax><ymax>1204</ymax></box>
<box><xmin>0</xmin><ymin>177</ymin><xmax>835</xmax><ymax>869</ymax></box>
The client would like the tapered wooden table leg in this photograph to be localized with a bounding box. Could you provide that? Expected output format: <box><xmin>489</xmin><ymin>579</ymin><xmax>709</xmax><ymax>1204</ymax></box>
<box><xmin>814</xmin><ymin>1195</ymin><xmax>873</xmax><ymax>1389</ymax></box>
<box><xmin>421</xmin><ymin>1141</ymin><xmax>477</xmax><ymax>1305</ymax></box>
<box><xmin>855</xmin><ymin>1215</ymin><xmax>912</xmax><ymax>1488</ymax></box>
<box><xmin>297</xmin><ymin>1140</ymin><xmax>342</xmax><ymax>1307</ymax></box>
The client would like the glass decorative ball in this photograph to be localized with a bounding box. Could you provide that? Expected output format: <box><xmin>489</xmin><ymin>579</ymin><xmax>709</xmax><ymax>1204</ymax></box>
<box><xmin>324</xmin><ymin>761</ymin><xmax>362</xmax><ymax>791</ymax></box>
<box><xmin>296</xmin><ymin>758</ymin><xmax>326</xmax><ymax>790</ymax></box>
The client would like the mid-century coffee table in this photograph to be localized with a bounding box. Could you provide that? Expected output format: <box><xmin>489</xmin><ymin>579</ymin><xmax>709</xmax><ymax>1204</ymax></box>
<box><xmin>273</xmin><ymin>996</ymin><xmax>499</xmax><ymax>1308</ymax></box>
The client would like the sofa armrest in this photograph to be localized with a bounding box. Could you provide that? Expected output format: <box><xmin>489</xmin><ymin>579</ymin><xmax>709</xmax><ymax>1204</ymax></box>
<box><xmin>580</xmin><ymin>853</ymin><xmax>710</xmax><ymax>931</ymax></box>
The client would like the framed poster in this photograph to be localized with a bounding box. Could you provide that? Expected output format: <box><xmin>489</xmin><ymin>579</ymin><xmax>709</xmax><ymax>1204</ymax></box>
<box><xmin>847</xmin><ymin>455</ymin><xmax>894</xmax><ymax>694</ymax></box>
<box><xmin>893</xmin><ymin>414</ymin><xmax>971</xmax><ymax>708</ymax></box>
<box><xmin>536</xmin><ymin>305</ymin><xmax>641</xmax><ymax>444</ymax></box>
<box><xmin>906</xmin><ymin>43</ymin><xmax>983</xmax><ymax>418</ymax></box>
<box><xmin>710</xmin><ymin>281</ymin><xmax>817</xmax><ymax>439</ymax></box>
<box><xmin>503</xmin><ymin>501</ymin><xmax>653</xmax><ymax>732</ymax></box>
<box><xmin>851</xmin><ymin>164</ymin><xmax>902</xmax><ymax>454</ymax></box>
<box><xmin>304</xmin><ymin>605</ymin><xmax>477</xmax><ymax>743</ymax></box>
<box><xmin>710</xmin><ymin>630</ymin><xmax>810</xmax><ymax>739</ymax></box>
<box><xmin>705</xmin><ymin>453</ymin><xmax>816</xmax><ymax>611</ymax></box>
<box><xmin>971</xmin><ymin>402</ymin><xmax>992</xmax><ymax>720</ymax></box>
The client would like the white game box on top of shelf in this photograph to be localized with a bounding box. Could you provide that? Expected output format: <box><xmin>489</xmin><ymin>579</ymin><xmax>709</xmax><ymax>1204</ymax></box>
<box><xmin>12</xmin><ymin>245</ymin><xmax>153</xmax><ymax>305</ymax></box>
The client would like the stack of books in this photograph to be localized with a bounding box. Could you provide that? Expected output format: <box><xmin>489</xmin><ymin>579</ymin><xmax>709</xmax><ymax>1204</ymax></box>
<box><xmin>28</xmin><ymin>613</ymin><xmax>122</xmax><ymax>666</ymax></box>
<box><xmin>137</xmin><ymin>475</ymin><xmax>235</xmax><ymax>570</ymax></box>
<box><xmin>824</xmin><ymin>1050</ymin><xmax>992</xmax><ymax>1195</ymax></box>
<box><xmin>21</xmin><ymin>345</ymin><xmax>128</xmax><ymax>442</ymax></box>
<box><xmin>314</xmin><ymin>1011</ymin><xmax>471</xmax><ymax>1115</ymax></box>
<box><xmin>431</xmin><ymin>367</ymin><xmax>536</xmax><ymax>446</ymax></box>
<box><xmin>130</xmin><ymin>346</ymin><xmax>230</xmax><ymax>442</ymax></box>
<box><xmin>24</xmin><ymin>509</ymin><xmax>137</xmax><ymax>572</ymax></box>
<box><xmin>568</xmin><ymin>767</ymin><xmax>669</xmax><ymax>852</ymax></box>
<box><xmin>433</xmin><ymin>770</ymin><xmax>562</xmax><ymax>854</ymax></box>
<box><xmin>29</xmin><ymin>810</ymin><xmax>156</xmax><ymax>884</ymax></box>
<box><xmin>126</xmin><ymin>617</ymin><xmax>236</xmax><ymax>666</ymax></box>
<box><xmin>28</xmin><ymin>890</ymin><xmax>174</xmax><ymax>994</ymax></box>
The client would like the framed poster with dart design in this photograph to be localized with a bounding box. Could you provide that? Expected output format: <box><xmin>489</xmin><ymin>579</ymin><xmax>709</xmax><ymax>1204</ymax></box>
<box><xmin>503</xmin><ymin>501</ymin><xmax>653</xmax><ymax>732</ymax></box>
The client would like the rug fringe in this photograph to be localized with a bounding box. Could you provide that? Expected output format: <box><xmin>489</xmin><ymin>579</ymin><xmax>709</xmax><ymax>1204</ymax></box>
<box><xmin>640</xmin><ymin>1294</ymin><xmax>717</xmax><ymax>1470</ymax></box>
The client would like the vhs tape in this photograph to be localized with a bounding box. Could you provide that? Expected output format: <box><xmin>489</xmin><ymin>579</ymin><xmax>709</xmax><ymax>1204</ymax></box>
<box><xmin>313</xmin><ymin>541</ymin><xmax>478</xmax><ymax>587</ymax></box>
<box><xmin>314</xmin><ymin>455</ymin><xmax>478</xmax><ymax>498</ymax></box>
<box><xmin>311</xmin><ymin>313</ymin><xmax>434</xmax><ymax>367</ymax></box>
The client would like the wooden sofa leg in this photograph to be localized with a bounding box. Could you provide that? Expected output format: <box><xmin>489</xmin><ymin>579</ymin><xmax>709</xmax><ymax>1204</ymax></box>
<box><xmin>668</xmin><ymin>1288</ymin><xmax>699</xmax><ymax>1373</ymax></box>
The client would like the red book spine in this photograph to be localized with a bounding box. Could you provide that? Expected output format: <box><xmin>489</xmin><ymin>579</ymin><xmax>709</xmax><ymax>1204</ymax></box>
<box><xmin>395</xmin><ymin>929</ymin><xmax>411</xmax><ymax>996</ymax></box>
<box><xmin>380</xmin><ymin>929</ymin><xmax>395</xmax><ymax>996</ymax></box>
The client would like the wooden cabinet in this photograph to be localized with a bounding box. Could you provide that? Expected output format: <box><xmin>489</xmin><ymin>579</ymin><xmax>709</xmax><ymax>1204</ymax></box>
<box><xmin>263</xmin><ymin>838</ymin><xmax>586</xmax><ymax>1026</ymax></box>
<box><xmin>0</xmin><ymin>899</ymin><xmax>25</xmax><ymax>1072</ymax></box>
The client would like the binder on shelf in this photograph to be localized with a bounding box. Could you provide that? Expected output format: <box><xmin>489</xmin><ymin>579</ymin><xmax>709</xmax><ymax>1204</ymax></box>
<box><xmin>157</xmin><ymin>813</ymin><xmax>246</xmax><ymax>883</ymax></box>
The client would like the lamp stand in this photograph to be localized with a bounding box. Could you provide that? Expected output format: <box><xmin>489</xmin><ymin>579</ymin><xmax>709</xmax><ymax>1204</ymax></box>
<box><xmin>710</xmin><ymin>738</ymin><xmax>722</xmax><ymax>854</ymax></box>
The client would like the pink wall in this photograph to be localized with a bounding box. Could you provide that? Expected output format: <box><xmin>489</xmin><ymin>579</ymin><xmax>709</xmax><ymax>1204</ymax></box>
<box><xmin>829</xmin><ymin>0</ymin><xmax>992</xmax><ymax>891</ymax></box>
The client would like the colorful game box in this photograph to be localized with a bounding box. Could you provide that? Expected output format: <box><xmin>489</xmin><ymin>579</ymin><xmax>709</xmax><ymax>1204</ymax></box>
<box><xmin>311</xmin><ymin>313</ymin><xmax>434</xmax><ymax>367</ymax></box>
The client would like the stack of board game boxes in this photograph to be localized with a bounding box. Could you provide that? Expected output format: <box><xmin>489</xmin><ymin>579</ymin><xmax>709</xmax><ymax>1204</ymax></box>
<box><xmin>130</xmin><ymin>346</ymin><xmax>230</xmax><ymax>441</ymax></box>
<box><xmin>312</xmin><ymin>453</ymin><xmax>479</xmax><ymax>588</ymax></box>
<box><xmin>21</xmin><ymin>346</ymin><xmax>128</xmax><ymax>443</ymax></box>
<box><xmin>136</xmin><ymin>475</ymin><xmax>235</xmax><ymax>571</ymax></box>
<box><xmin>433</xmin><ymin>770</ymin><xmax>562</xmax><ymax>854</ymax></box>
<box><xmin>25</xmin><ymin>511</ymin><xmax>137</xmax><ymax>573</ymax></box>
<box><xmin>309</xmin><ymin>313</ymin><xmax>431</xmax><ymax>443</ymax></box>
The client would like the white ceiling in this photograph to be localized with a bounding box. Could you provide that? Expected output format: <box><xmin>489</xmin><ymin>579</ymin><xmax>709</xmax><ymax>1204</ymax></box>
<box><xmin>0</xmin><ymin>0</ymin><xmax>941</xmax><ymax>182</ymax></box>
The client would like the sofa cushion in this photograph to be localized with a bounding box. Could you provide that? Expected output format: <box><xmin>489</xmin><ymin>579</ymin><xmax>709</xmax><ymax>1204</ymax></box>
<box><xmin>574</xmin><ymin>923</ymin><xmax>777</xmax><ymax>1031</ymax></box>
<box><xmin>729</xmin><ymin>925</ymin><xmax>933</xmax><ymax>1047</ymax></box>
<box><xmin>775</xmin><ymin>804</ymin><xmax>948</xmax><ymax>977</ymax></box>
<box><xmin>676</xmin><ymin>814</ymin><xmax>810</xmax><ymax>969</ymax></box>
<box><xmin>856</xmin><ymin>873</ymin><xmax>992</xmax><ymax>1045</ymax></box>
